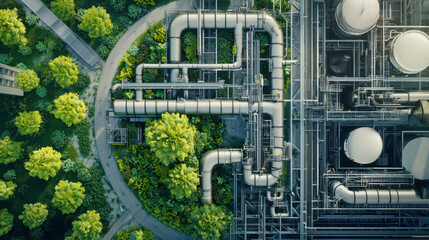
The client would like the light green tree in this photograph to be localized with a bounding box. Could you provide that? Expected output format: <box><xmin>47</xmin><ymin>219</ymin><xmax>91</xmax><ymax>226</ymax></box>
<box><xmin>0</xmin><ymin>8</ymin><xmax>27</xmax><ymax>46</ymax></box>
<box><xmin>51</xmin><ymin>0</ymin><xmax>76</xmax><ymax>21</ymax></box>
<box><xmin>133</xmin><ymin>0</ymin><xmax>155</xmax><ymax>8</ymax></box>
<box><xmin>52</xmin><ymin>180</ymin><xmax>85</xmax><ymax>214</ymax></box>
<box><xmin>145</xmin><ymin>113</ymin><xmax>196</xmax><ymax>166</ymax></box>
<box><xmin>0</xmin><ymin>180</ymin><xmax>17</xmax><ymax>200</ymax></box>
<box><xmin>53</xmin><ymin>93</ymin><xmax>87</xmax><ymax>127</ymax></box>
<box><xmin>78</xmin><ymin>6</ymin><xmax>113</xmax><ymax>38</ymax></box>
<box><xmin>25</xmin><ymin>147</ymin><xmax>62</xmax><ymax>181</ymax></box>
<box><xmin>14</xmin><ymin>111</ymin><xmax>42</xmax><ymax>135</ymax></box>
<box><xmin>189</xmin><ymin>204</ymin><xmax>232</xmax><ymax>240</ymax></box>
<box><xmin>0</xmin><ymin>209</ymin><xmax>13</xmax><ymax>237</ymax></box>
<box><xmin>49</xmin><ymin>56</ymin><xmax>79</xmax><ymax>88</ymax></box>
<box><xmin>18</xmin><ymin>203</ymin><xmax>48</xmax><ymax>229</ymax></box>
<box><xmin>70</xmin><ymin>210</ymin><xmax>102</xmax><ymax>240</ymax></box>
<box><xmin>15</xmin><ymin>69</ymin><xmax>40</xmax><ymax>92</ymax></box>
<box><xmin>0</xmin><ymin>136</ymin><xmax>22</xmax><ymax>165</ymax></box>
<box><xmin>166</xmin><ymin>164</ymin><xmax>199</xmax><ymax>199</ymax></box>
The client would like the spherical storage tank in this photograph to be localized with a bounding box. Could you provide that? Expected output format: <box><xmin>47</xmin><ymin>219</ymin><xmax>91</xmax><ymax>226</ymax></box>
<box><xmin>335</xmin><ymin>0</ymin><xmax>380</xmax><ymax>37</ymax></box>
<box><xmin>402</xmin><ymin>137</ymin><xmax>429</xmax><ymax>180</ymax></box>
<box><xmin>344</xmin><ymin>127</ymin><xmax>383</xmax><ymax>164</ymax></box>
<box><xmin>389</xmin><ymin>30</ymin><xmax>429</xmax><ymax>74</ymax></box>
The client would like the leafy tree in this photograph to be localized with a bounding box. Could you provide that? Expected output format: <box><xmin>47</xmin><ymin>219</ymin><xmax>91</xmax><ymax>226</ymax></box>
<box><xmin>166</xmin><ymin>164</ymin><xmax>199</xmax><ymax>199</ymax></box>
<box><xmin>15</xmin><ymin>69</ymin><xmax>40</xmax><ymax>92</ymax></box>
<box><xmin>25</xmin><ymin>147</ymin><xmax>62</xmax><ymax>181</ymax></box>
<box><xmin>115</xmin><ymin>226</ymin><xmax>154</xmax><ymax>240</ymax></box>
<box><xmin>0</xmin><ymin>136</ymin><xmax>22</xmax><ymax>165</ymax></box>
<box><xmin>51</xmin><ymin>0</ymin><xmax>76</xmax><ymax>21</ymax></box>
<box><xmin>52</xmin><ymin>180</ymin><xmax>85</xmax><ymax>214</ymax></box>
<box><xmin>14</xmin><ymin>111</ymin><xmax>42</xmax><ymax>135</ymax></box>
<box><xmin>76</xmin><ymin>8</ymin><xmax>86</xmax><ymax>21</ymax></box>
<box><xmin>128</xmin><ymin>5</ymin><xmax>142</xmax><ymax>19</ymax></box>
<box><xmin>78</xmin><ymin>6</ymin><xmax>113</xmax><ymax>38</ymax></box>
<box><xmin>151</xmin><ymin>27</ymin><xmax>166</xmax><ymax>44</ymax></box>
<box><xmin>145</xmin><ymin>113</ymin><xmax>196</xmax><ymax>166</ymax></box>
<box><xmin>0</xmin><ymin>8</ymin><xmax>27</xmax><ymax>46</ymax></box>
<box><xmin>70</xmin><ymin>210</ymin><xmax>102</xmax><ymax>240</ymax></box>
<box><xmin>18</xmin><ymin>203</ymin><xmax>48</xmax><ymax>229</ymax></box>
<box><xmin>189</xmin><ymin>204</ymin><xmax>232</xmax><ymax>240</ymax></box>
<box><xmin>0</xmin><ymin>209</ymin><xmax>13</xmax><ymax>237</ymax></box>
<box><xmin>53</xmin><ymin>93</ymin><xmax>87</xmax><ymax>127</ymax></box>
<box><xmin>133</xmin><ymin>0</ymin><xmax>155</xmax><ymax>8</ymax></box>
<box><xmin>18</xmin><ymin>44</ymin><xmax>32</xmax><ymax>55</ymax></box>
<box><xmin>49</xmin><ymin>56</ymin><xmax>79</xmax><ymax>88</ymax></box>
<box><xmin>0</xmin><ymin>180</ymin><xmax>16</xmax><ymax>200</ymax></box>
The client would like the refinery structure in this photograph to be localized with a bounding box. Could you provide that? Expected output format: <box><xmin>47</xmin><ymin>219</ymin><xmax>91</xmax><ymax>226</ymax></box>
<box><xmin>110</xmin><ymin>0</ymin><xmax>429</xmax><ymax>239</ymax></box>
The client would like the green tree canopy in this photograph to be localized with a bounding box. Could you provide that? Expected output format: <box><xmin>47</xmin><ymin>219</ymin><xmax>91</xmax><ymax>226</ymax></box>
<box><xmin>25</xmin><ymin>147</ymin><xmax>62</xmax><ymax>181</ymax></box>
<box><xmin>53</xmin><ymin>93</ymin><xmax>87</xmax><ymax>127</ymax></box>
<box><xmin>133</xmin><ymin>0</ymin><xmax>155</xmax><ymax>8</ymax></box>
<box><xmin>189</xmin><ymin>204</ymin><xmax>232</xmax><ymax>240</ymax></box>
<box><xmin>52</xmin><ymin>180</ymin><xmax>85</xmax><ymax>214</ymax></box>
<box><xmin>166</xmin><ymin>163</ymin><xmax>199</xmax><ymax>200</ymax></box>
<box><xmin>78</xmin><ymin>6</ymin><xmax>113</xmax><ymax>38</ymax></box>
<box><xmin>15</xmin><ymin>69</ymin><xmax>40</xmax><ymax>92</ymax></box>
<box><xmin>49</xmin><ymin>56</ymin><xmax>79</xmax><ymax>88</ymax></box>
<box><xmin>0</xmin><ymin>179</ymin><xmax>17</xmax><ymax>201</ymax></box>
<box><xmin>0</xmin><ymin>8</ymin><xmax>27</xmax><ymax>46</ymax></box>
<box><xmin>0</xmin><ymin>136</ymin><xmax>22</xmax><ymax>165</ymax></box>
<box><xmin>0</xmin><ymin>209</ymin><xmax>13</xmax><ymax>237</ymax></box>
<box><xmin>51</xmin><ymin>0</ymin><xmax>76</xmax><ymax>21</ymax></box>
<box><xmin>14</xmin><ymin>111</ymin><xmax>42</xmax><ymax>135</ymax></box>
<box><xmin>145</xmin><ymin>112</ymin><xmax>196</xmax><ymax>166</ymax></box>
<box><xmin>70</xmin><ymin>210</ymin><xmax>102</xmax><ymax>240</ymax></box>
<box><xmin>18</xmin><ymin>203</ymin><xmax>48</xmax><ymax>229</ymax></box>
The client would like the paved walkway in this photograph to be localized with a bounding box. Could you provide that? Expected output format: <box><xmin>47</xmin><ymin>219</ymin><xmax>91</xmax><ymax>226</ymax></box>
<box><xmin>19</xmin><ymin>0</ymin><xmax>104</xmax><ymax>69</ymax></box>
<box><xmin>95</xmin><ymin>1</ymin><xmax>195</xmax><ymax>239</ymax></box>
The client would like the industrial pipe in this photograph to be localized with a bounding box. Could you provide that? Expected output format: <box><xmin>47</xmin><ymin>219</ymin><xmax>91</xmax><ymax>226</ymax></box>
<box><xmin>201</xmin><ymin>149</ymin><xmax>242</xmax><ymax>204</ymax></box>
<box><xmin>113</xmin><ymin>99</ymin><xmax>284</xmax><ymax>187</ymax></box>
<box><xmin>330</xmin><ymin>180</ymin><xmax>429</xmax><ymax>204</ymax></box>
<box><xmin>390</xmin><ymin>92</ymin><xmax>429</xmax><ymax>104</ymax></box>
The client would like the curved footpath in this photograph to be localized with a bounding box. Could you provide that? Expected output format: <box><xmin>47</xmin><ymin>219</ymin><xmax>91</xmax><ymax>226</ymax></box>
<box><xmin>95</xmin><ymin>1</ymin><xmax>194</xmax><ymax>239</ymax></box>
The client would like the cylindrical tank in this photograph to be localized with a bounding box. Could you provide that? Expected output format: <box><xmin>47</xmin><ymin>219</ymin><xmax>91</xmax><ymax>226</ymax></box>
<box><xmin>334</xmin><ymin>0</ymin><xmax>380</xmax><ymax>37</ymax></box>
<box><xmin>344</xmin><ymin>127</ymin><xmax>383</xmax><ymax>164</ymax></box>
<box><xmin>402</xmin><ymin>137</ymin><xmax>429</xmax><ymax>180</ymax></box>
<box><xmin>389</xmin><ymin>30</ymin><xmax>429</xmax><ymax>74</ymax></box>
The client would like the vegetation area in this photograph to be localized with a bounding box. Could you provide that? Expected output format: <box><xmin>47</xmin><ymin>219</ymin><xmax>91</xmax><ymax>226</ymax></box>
<box><xmin>40</xmin><ymin>0</ymin><xmax>173</xmax><ymax>60</ymax></box>
<box><xmin>0</xmin><ymin>1</ymin><xmax>112</xmax><ymax>238</ymax></box>
<box><xmin>114</xmin><ymin>226</ymin><xmax>154</xmax><ymax>240</ymax></box>
<box><xmin>115</xmin><ymin>113</ymin><xmax>233</xmax><ymax>239</ymax></box>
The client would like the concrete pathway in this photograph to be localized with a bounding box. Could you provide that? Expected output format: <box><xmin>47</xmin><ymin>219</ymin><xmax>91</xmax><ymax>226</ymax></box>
<box><xmin>19</xmin><ymin>0</ymin><xmax>104</xmax><ymax>69</ymax></box>
<box><xmin>95</xmin><ymin>1</ymin><xmax>195</xmax><ymax>239</ymax></box>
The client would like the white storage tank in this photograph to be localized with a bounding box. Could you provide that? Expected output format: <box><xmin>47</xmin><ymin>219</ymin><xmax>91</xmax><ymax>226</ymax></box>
<box><xmin>389</xmin><ymin>30</ymin><xmax>429</xmax><ymax>74</ymax></box>
<box><xmin>402</xmin><ymin>137</ymin><xmax>429</xmax><ymax>180</ymax></box>
<box><xmin>335</xmin><ymin>0</ymin><xmax>380</xmax><ymax>37</ymax></box>
<box><xmin>344</xmin><ymin>127</ymin><xmax>383</xmax><ymax>164</ymax></box>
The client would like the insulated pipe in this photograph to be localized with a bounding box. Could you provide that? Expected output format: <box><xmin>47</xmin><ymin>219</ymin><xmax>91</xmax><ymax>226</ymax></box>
<box><xmin>270</xmin><ymin>205</ymin><xmax>289</xmax><ymax>217</ymax></box>
<box><xmin>201</xmin><ymin>149</ymin><xmax>242</xmax><ymax>204</ymax></box>
<box><xmin>113</xmin><ymin>99</ymin><xmax>284</xmax><ymax>187</ymax></box>
<box><xmin>267</xmin><ymin>191</ymin><xmax>284</xmax><ymax>201</ymax></box>
<box><xmin>390</xmin><ymin>92</ymin><xmax>429</xmax><ymax>104</ymax></box>
<box><xmin>330</xmin><ymin>181</ymin><xmax>429</xmax><ymax>204</ymax></box>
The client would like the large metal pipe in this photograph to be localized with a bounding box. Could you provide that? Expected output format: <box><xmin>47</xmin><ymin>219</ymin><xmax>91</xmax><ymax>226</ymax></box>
<box><xmin>390</xmin><ymin>92</ymin><xmax>429</xmax><ymax>104</ymax></box>
<box><xmin>201</xmin><ymin>149</ymin><xmax>242</xmax><ymax>204</ymax></box>
<box><xmin>113</xmin><ymin>99</ymin><xmax>284</xmax><ymax>187</ymax></box>
<box><xmin>330</xmin><ymin>180</ymin><xmax>429</xmax><ymax>204</ymax></box>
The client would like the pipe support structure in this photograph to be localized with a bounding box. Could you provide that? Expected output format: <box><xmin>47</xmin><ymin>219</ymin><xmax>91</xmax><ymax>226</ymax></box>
<box><xmin>330</xmin><ymin>180</ymin><xmax>429</xmax><ymax>205</ymax></box>
<box><xmin>200</xmin><ymin>149</ymin><xmax>242</xmax><ymax>204</ymax></box>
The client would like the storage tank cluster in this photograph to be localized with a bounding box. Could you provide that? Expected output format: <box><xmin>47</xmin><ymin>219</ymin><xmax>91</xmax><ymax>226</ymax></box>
<box><xmin>402</xmin><ymin>137</ymin><xmax>429</xmax><ymax>180</ymax></box>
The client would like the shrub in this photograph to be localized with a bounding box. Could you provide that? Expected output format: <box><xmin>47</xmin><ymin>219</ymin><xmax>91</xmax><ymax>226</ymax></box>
<box><xmin>96</xmin><ymin>44</ymin><xmax>110</xmax><ymax>59</ymax></box>
<box><xmin>35</xmin><ymin>41</ymin><xmax>46</xmax><ymax>52</ymax></box>
<box><xmin>3</xmin><ymin>170</ymin><xmax>16</xmax><ymax>181</ymax></box>
<box><xmin>103</xmin><ymin>35</ymin><xmax>117</xmax><ymax>49</ymax></box>
<box><xmin>15</xmin><ymin>62</ymin><xmax>27</xmax><ymax>70</ymax></box>
<box><xmin>75</xmin><ymin>8</ymin><xmax>86</xmax><ymax>21</ymax></box>
<box><xmin>128</xmin><ymin>45</ymin><xmax>139</xmax><ymax>56</ymax></box>
<box><xmin>0</xmin><ymin>54</ymin><xmax>12</xmax><ymax>64</ymax></box>
<box><xmin>111</xmin><ymin>0</ymin><xmax>127</xmax><ymax>12</ymax></box>
<box><xmin>18</xmin><ymin>44</ymin><xmax>32</xmax><ymax>56</ymax></box>
<box><xmin>133</xmin><ymin>0</ymin><xmax>155</xmax><ymax>8</ymax></box>
<box><xmin>51</xmin><ymin>130</ymin><xmax>67</xmax><ymax>149</ymax></box>
<box><xmin>25</xmin><ymin>13</ymin><xmax>39</xmax><ymax>26</ymax></box>
<box><xmin>36</xmin><ymin>86</ymin><xmax>47</xmax><ymax>98</ymax></box>
<box><xmin>128</xmin><ymin>4</ymin><xmax>142</xmax><ymax>19</ymax></box>
<box><xmin>62</xmin><ymin>159</ymin><xmax>78</xmax><ymax>173</ymax></box>
<box><xmin>71</xmin><ymin>74</ymin><xmax>91</xmax><ymax>93</ymax></box>
<box><xmin>75</xmin><ymin>118</ymin><xmax>91</xmax><ymax>157</ymax></box>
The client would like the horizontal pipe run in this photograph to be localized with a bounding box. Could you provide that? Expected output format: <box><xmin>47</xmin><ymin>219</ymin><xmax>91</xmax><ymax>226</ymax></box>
<box><xmin>390</xmin><ymin>92</ymin><xmax>429</xmax><ymax>104</ymax></box>
<box><xmin>330</xmin><ymin>181</ymin><xmax>429</xmax><ymax>205</ymax></box>
<box><xmin>201</xmin><ymin>149</ymin><xmax>242</xmax><ymax>204</ymax></box>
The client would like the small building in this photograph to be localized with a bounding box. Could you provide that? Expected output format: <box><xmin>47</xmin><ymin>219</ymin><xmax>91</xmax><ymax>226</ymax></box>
<box><xmin>0</xmin><ymin>63</ymin><xmax>24</xmax><ymax>97</ymax></box>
